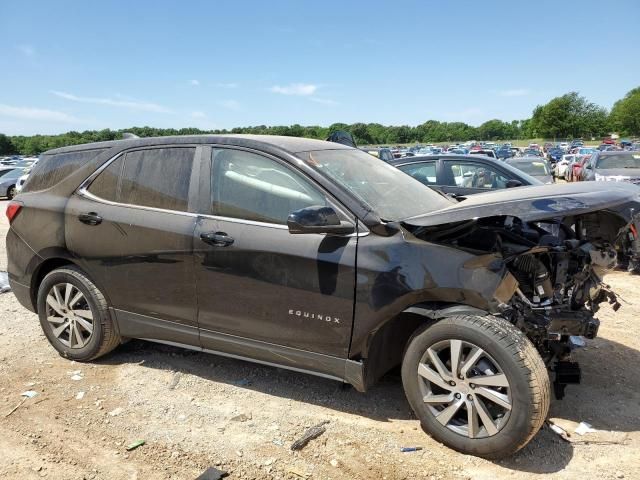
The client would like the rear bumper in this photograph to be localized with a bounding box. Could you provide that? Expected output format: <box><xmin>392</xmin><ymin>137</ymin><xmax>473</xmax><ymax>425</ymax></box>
<box><xmin>9</xmin><ymin>278</ymin><xmax>35</xmax><ymax>313</ymax></box>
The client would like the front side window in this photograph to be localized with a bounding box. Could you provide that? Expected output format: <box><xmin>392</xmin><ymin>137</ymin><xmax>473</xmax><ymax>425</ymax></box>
<box><xmin>443</xmin><ymin>161</ymin><xmax>510</xmax><ymax>189</ymax></box>
<box><xmin>87</xmin><ymin>148</ymin><xmax>194</xmax><ymax>211</ymax></box>
<box><xmin>212</xmin><ymin>148</ymin><xmax>326</xmax><ymax>224</ymax></box>
<box><xmin>398</xmin><ymin>162</ymin><xmax>438</xmax><ymax>185</ymax></box>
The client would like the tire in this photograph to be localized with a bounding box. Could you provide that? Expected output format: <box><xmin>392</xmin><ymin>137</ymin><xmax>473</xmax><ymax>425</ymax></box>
<box><xmin>37</xmin><ymin>266</ymin><xmax>120</xmax><ymax>361</ymax></box>
<box><xmin>401</xmin><ymin>315</ymin><xmax>550</xmax><ymax>459</ymax></box>
<box><xmin>7</xmin><ymin>185</ymin><xmax>16</xmax><ymax>199</ymax></box>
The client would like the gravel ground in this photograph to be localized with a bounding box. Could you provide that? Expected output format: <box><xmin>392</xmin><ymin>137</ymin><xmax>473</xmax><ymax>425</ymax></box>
<box><xmin>0</xmin><ymin>199</ymin><xmax>638</xmax><ymax>480</ymax></box>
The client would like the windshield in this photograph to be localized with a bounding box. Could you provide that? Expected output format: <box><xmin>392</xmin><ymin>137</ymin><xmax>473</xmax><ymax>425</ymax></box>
<box><xmin>296</xmin><ymin>149</ymin><xmax>453</xmax><ymax>221</ymax></box>
<box><xmin>507</xmin><ymin>160</ymin><xmax>550</xmax><ymax>176</ymax></box>
<box><xmin>596</xmin><ymin>153</ymin><xmax>640</xmax><ymax>169</ymax></box>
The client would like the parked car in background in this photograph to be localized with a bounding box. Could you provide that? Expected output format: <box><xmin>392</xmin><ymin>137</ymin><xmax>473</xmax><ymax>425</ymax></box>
<box><xmin>495</xmin><ymin>146</ymin><xmax>513</xmax><ymax>160</ymax></box>
<box><xmin>554</xmin><ymin>155</ymin><xmax>574</xmax><ymax>179</ymax></box>
<box><xmin>583</xmin><ymin>151</ymin><xmax>640</xmax><ymax>184</ymax></box>
<box><xmin>569</xmin><ymin>156</ymin><xmax>591</xmax><ymax>182</ymax></box>
<box><xmin>547</xmin><ymin>147</ymin><xmax>564</xmax><ymax>164</ymax></box>
<box><xmin>360</xmin><ymin>147</ymin><xmax>395</xmax><ymax>163</ymax></box>
<box><xmin>15</xmin><ymin>169</ymin><xmax>31</xmax><ymax>194</ymax></box>
<box><xmin>0</xmin><ymin>167</ymin><xmax>29</xmax><ymax>199</ymax></box>
<box><xmin>504</xmin><ymin>157</ymin><xmax>554</xmax><ymax>184</ymax></box>
<box><xmin>468</xmin><ymin>149</ymin><xmax>497</xmax><ymax>159</ymax></box>
<box><xmin>523</xmin><ymin>148</ymin><xmax>543</xmax><ymax>157</ymax></box>
<box><xmin>390</xmin><ymin>154</ymin><xmax>541</xmax><ymax>197</ymax></box>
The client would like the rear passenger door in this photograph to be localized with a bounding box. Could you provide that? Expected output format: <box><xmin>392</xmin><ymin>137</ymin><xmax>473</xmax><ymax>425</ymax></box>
<box><xmin>65</xmin><ymin>146</ymin><xmax>201</xmax><ymax>345</ymax></box>
<box><xmin>193</xmin><ymin>146</ymin><xmax>357</xmax><ymax>363</ymax></box>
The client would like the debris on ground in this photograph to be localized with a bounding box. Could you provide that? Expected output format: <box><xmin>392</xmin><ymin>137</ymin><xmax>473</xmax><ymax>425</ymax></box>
<box><xmin>287</xmin><ymin>466</ymin><xmax>310</xmax><ymax>478</ymax></box>
<box><xmin>575</xmin><ymin>421</ymin><xmax>597</xmax><ymax>435</ymax></box>
<box><xmin>400</xmin><ymin>447</ymin><xmax>423</xmax><ymax>452</ymax></box>
<box><xmin>195</xmin><ymin>466</ymin><xmax>229</xmax><ymax>480</ymax></box>
<box><xmin>20</xmin><ymin>390</ymin><xmax>38</xmax><ymax>398</ymax></box>
<box><xmin>0</xmin><ymin>271</ymin><xmax>11</xmax><ymax>293</ymax></box>
<box><xmin>230</xmin><ymin>412</ymin><xmax>252</xmax><ymax>422</ymax></box>
<box><xmin>547</xmin><ymin>421</ymin><xmax>571</xmax><ymax>442</ymax></box>
<box><xmin>69</xmin><ymin>370</ymin><xmax>83</xmax><ymax>381</ymax></box>
<box><xmin>125</xmin><ymin>440</ymin><xmax>145</xmax><ymax>451</ymax></box>
<box><xmin>290</xmin><ymin>420</ymin><xmax>329</xmax><ymax>451</ymax></box>
<box><xmin>168</xmin><ymin>372</ymin><xmax>182</xmax><ymax>390</ymax></box>
<box><xmin>108</xmin><ymin>407</ymin><xmax>124</xmax><ymax>417</ymax></box>
<box><xmin>4</xmin><ymin>397</ymin><xmax>27</xmax><ymax>418</ymax></box>
<box><xmin>75</xmin><ymin>391</ymin><xmax>85</xmax><ymax>400</ymax></box>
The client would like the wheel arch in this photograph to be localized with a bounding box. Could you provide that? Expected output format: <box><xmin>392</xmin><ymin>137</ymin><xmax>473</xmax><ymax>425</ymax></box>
<box><xmin>31</xmin><ymin>258</ymin><xmax>79</xmax><ymax>311</ymax></box>
<box><xmin>362</xmin><ymin>302</ymin><xmax>490</xmax><ymax>389</ymax></box>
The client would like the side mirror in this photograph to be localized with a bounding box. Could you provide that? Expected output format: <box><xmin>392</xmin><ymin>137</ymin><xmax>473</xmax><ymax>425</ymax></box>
<box><xmin>287</xmin><ymin>205</ymin><xmax>355</xmax><ymax>235</ymax></box>
<box><xmin>505</xmin><ymin>179</ymin><xmax>523</xmax><ymax>188</ymax></box>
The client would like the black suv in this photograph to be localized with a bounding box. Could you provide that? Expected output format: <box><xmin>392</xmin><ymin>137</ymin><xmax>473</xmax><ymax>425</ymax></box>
<box><xmin>7</xmin><ymin>135</ymin><xmax>640</xmax><ymax>458</ymax></box>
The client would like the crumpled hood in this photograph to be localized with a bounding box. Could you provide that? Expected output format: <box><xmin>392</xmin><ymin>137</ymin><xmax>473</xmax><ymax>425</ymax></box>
<box><xmin>403</xmin><ymin>181</ymin><xmax>640</xmax><ymax>227</ymax></box>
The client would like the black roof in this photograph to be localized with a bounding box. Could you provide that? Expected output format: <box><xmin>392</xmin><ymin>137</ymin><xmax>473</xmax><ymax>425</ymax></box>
<box><xmin>43</xmin><ymin>134</ymin><xmax>352</xmax><ymax>156</ymax></box>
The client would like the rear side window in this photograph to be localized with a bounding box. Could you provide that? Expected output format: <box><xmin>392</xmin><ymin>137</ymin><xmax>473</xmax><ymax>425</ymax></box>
<box><xmin>87</xmin><ymin>156</ymin><xmax>123</xmax><ymax>202</ymax></box>
<box><xmin>22</xmin><ymin>148</ymin><xmax>107</xmax><ymax>193</ymax></box>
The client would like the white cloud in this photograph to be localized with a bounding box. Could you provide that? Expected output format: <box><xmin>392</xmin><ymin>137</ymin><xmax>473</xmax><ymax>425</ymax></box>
<box><xmin>498</xmin><ymin>88</ymin><xmax>531</xmax><ymax>97</ymax></box>
<box><xmin>51</xmin><ymin>90</ymin><xmax>172</xmax><ymax>113</ymax></box>
<box><xmin>218</xmin><ymin>100</ymin><xmax>241</xmax><ymax>111</ymax></box>
<box><xmin>269</xmin><ymin>83</ymin><xmax>317</xmax><ymax>96</ymax></box>
<box><xmin>214</xmin><ymin>82</ymin><xmax>239</xmax><ymax>89</ymax></box>
<box><xmin>191</xmin><ymin>111</ymin><xmax>206</xmax><ymax>118</ymax></box>
<box><xmin>190</xmin><ymin>79</ymin><xmax>200</xmax><ymax>86</ymax></box>
<box><xmin>0</xmin><ymin>104</ymin><xmax>77</xmax><ymax>122</ymax></box>
<box><xmin>17</xmin><ymin>44</ymin><xmax>35</xmax><ymax>57</ymax></box>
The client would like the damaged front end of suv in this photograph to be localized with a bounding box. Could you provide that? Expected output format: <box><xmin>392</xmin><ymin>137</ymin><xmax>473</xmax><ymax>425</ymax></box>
<box><xmin>403</xmin><ymin>182</ymin><xmax>640</xmax><ymax>400</ymax></box>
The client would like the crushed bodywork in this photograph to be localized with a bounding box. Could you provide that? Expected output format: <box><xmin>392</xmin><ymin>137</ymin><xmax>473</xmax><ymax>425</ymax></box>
<box><xmin>402</xmin><ymin>181</ymin><xmax>640</xmax><ymax>398</ymax></box>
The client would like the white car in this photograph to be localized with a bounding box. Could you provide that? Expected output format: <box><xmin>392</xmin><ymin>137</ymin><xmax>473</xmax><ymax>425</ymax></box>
<box><xmin>15</xmin><ymin>172</ymin><xmax>30</xmax><ymax>194</ymax></box>
<box><xmin>555</xmin><ymin>155</ymin><xmax>574</xmax><ymax>179</ymax></box>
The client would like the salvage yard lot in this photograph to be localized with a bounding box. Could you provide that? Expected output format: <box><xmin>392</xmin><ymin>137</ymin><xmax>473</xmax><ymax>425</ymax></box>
<box><xmin>0</xmin><ymin>204</ymin><xmax>638</xmax><ymax>480</ymax></box>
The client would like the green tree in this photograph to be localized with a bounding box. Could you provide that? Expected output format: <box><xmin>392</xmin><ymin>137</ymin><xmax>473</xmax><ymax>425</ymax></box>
<box><xmin>610</xmin><ymin>87</ymin><xmax>640</xmax><ymax>136</ymax></box>
<box><xmin>0</xmin><ymin>134</ymin><xmax>15</xmax><ymax>154</ymax></box>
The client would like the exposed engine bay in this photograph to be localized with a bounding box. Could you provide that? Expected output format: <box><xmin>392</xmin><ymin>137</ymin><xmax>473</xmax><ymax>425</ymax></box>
<box><xmin>410</xmin><ymin>210</ymin><xmax>635</xmax><ymax>398</ymax></box>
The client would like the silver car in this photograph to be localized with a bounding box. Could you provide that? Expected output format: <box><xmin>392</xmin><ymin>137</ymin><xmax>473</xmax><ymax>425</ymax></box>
<box><xmin>583</xmin><ymin>151</ymin><xmax>640</xmax><ymax>185</ymax></box>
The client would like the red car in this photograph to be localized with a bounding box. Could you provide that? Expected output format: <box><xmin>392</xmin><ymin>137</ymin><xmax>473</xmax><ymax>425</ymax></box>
<box><xmin>570</xmin><ymin>156</ymin><xmax>591</xmax><ymax>182</ymax></box>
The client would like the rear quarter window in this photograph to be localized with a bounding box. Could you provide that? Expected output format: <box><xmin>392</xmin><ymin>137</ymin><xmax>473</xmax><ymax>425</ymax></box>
<box><xmin>22</xmin><ymin>148</ymin><xmax>107</xmax><ymax>193</ymax></box>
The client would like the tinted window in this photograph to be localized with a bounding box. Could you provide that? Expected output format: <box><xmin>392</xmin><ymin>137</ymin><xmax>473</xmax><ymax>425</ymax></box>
<box><xmin>22</xmin><ymin>148</ymin><xmax>107</xmax><ymax>193</ymax></box>
<box><xmin>442</xmin><ymin>161</ymin><xmax>511</xmax><ymax>189</ymax></box>
<box><xmin>212</xmin><ymin>149</ymin><xmax>325</xmax><ymax>224</ymax></box>
<box><xmin>87</xmin><ymin>156</ymin><xmax>123</xmax><ymax>201</ymax></box>
<box><xmin>398</xmin><ymin>162</ymin><xmax>438</xmax><ymax>185</ymax></box>
<box><xmin>120</xmin><ymin>148</ymin><xmax>194</xmax><ymax>211</ymax></box>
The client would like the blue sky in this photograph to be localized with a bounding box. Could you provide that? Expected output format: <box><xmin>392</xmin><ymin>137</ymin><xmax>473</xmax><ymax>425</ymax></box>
<box><xmin>1</xmin><ymin>0</ymin><xmax>639</xmax><ymax>135</ymax></box>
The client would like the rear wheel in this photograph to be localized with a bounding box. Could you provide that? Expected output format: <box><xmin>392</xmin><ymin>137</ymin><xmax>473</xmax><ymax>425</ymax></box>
<box><xmin>7</xmin><ymin>185</ymin><xmax>16</xmax><ymax>199</ymax></box>
<box><xmin>37</xmin><ymin>266</ymin><xmax>120</xmax><ymax>361</ymax></box>
<box><xmin>401</xmin><ymin>315</ymin><xmax>550</xmax><ymax>459</ymax></box>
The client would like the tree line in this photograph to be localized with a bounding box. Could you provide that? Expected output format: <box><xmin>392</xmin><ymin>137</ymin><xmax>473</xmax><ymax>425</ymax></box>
<box><xmin>1</xmin><ymin>87</ymin><xmax>638</xmax><ymax>156</ymax></box>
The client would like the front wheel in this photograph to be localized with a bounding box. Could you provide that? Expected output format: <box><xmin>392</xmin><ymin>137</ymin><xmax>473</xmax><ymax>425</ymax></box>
<box><xmin>7</xmin><ymin>185</ymin><xmax>16</xmax><ymax>199</ymax></box>
<box><xmin>401</xmin><ymin>315</ymin><xmax>550</xmax><ymax>459</ymax></box>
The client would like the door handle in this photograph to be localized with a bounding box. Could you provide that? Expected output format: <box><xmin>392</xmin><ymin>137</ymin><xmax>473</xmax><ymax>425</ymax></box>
<box><xmin>200</xmin><ymin>231</ymin><xmax>234</xmax><ymax>247</ymax></box>
<box><xmin>78</xmin><ymin>212</ymin><xmax>102</xmax><ymax>226</ymax></box>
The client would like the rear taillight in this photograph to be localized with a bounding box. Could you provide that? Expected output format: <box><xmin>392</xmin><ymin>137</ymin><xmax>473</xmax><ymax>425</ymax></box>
<box><xmin>6</xmin><ymin>201</ymin><xmax>22</xmax><ymax>223</ymax></box>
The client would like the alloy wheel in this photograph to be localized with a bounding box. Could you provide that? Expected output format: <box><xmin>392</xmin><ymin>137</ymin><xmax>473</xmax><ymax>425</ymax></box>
<box><xmin>417</xmin><ymin>339</ymin><xmax>512</xmax><ymax>439</ymax></box>
<box><xmin>45</xmin><ymin>283</ymin><xmax>94</xmax><ymax>349</ymax></box>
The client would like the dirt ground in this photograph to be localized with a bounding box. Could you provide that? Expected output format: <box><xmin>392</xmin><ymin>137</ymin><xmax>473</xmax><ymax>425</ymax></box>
<box><xmin>0</xmin><ymin>200</ymin><xmax>638</xmax><ymax>480</ymax></box>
